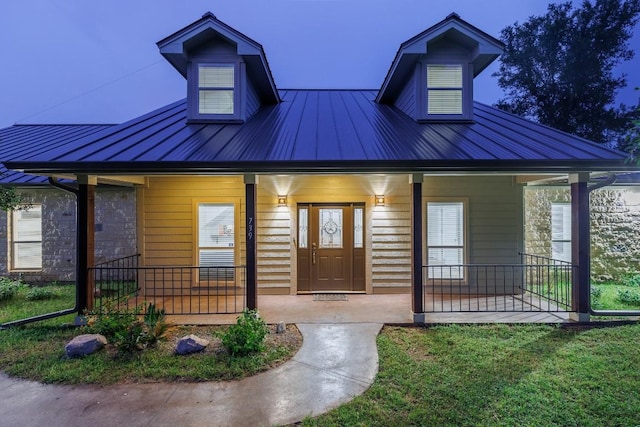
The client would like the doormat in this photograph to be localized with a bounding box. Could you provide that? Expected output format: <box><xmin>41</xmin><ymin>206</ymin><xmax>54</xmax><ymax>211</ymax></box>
<box><xmin>313</xmin><ymin>294</ymin><xmax>348</xmax><ymax>301</ymax></box>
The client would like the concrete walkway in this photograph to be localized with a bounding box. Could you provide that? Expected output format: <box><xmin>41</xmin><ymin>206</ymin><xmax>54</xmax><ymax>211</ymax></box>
<box><xmin>0</xmin><ymin>323</ymin><xmax>382</xmax><ymax>427</ymax></box>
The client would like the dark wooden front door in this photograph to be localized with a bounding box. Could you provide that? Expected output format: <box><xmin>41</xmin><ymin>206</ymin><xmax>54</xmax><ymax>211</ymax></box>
<box><xmin>297</xmin><ymin>203</ymin><xmax>365</xmax><ymax>292</ymax></box>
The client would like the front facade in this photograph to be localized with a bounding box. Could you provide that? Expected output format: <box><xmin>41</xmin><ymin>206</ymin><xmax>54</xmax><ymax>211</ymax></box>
<box><xmin>2</xmin><ymin>12</ymin><xmax>638</xmax><ymax>321</ymax></box>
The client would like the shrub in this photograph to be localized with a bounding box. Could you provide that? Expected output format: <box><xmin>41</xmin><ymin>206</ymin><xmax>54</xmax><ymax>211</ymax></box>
<box><xmin>25</xmin><ymin>287</ymin><xmax>58</xmax><ymax>301</ymax></box>
<box><xmin>616</xmin><ymin>288</ymin><xmax>640</xmax><ymax>306</ymax></box>
<box><xmin>621</xmin><ymin>274</ymin><xmax>640</xmax><ymax>288</ymax></box>
<box><xmin>590</xmin><ymin>286</ymin><xmax>603</xmax><ymax>309</ymax></box>
<box><xmin>139</xmin><ymin>303</ymin><xmax>170</xmax><ymax>348</ymax></box>
<box><xmin>0</xmin><ymin>278</ymin><xmax>24</xmax><ymax>302</ymax></box>
<box><xmin>84</xmin><ymin>301</ymin><xmax>141</xmax><ymax>340</ymax></box>
<box><xmin>221</xmin><ymin>309</ymin><xmax>269</xmax><ymax>356</ymax></box>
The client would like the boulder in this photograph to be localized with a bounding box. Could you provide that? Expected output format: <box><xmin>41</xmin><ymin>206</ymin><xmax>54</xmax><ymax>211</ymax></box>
<box><xmin>175</xmin><ymin>334</ymin><xmax>209</xmax><ymax>355</ymax></box>
<box><xmin>276</xmin><ymin>321</ymin><xmax>286</xmax><ymax>334</ymax></box>
<box><xmin>65</xmin><ymin>334</ymin><xmax>107</xmax><ymax>358</ymax></box>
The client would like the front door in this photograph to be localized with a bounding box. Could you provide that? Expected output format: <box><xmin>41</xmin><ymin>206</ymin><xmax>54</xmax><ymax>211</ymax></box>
<box><xmin>297</xmin><ymin>203</ymin><xmax>365</xmax><ymax>292</ymax></box>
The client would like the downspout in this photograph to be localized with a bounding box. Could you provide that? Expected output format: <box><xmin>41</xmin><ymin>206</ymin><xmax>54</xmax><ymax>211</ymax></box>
<box><xmin>586</xmin><ymin>173</ymin><xmax>639</xmax><ymax>317</ymax></box>
<box><xmin>0</xmin><ymin>178</ymin><xmax>80</xmax><ymax>328</ymax></box>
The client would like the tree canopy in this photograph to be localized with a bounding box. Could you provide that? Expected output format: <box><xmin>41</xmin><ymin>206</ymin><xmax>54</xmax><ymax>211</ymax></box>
<box><xmin>494</xmin><ymin>0</ymin><xmax>640</xmax><ymax>146</ymax></box>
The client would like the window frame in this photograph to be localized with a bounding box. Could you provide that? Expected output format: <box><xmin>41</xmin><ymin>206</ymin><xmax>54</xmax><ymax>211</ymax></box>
<box><xmin>424</xmin><ymin>198</ymin><xmax>469</xmax><ymax>283</ymax></box>
<box><xmin>9</xmin><ymin>204</ymin><xmax>43</xmax><ymax>271</ymax></box>
<box><xmin>419</xmin><ymin>59</ymin><xmax>473</xmax><ymax>122</ymax></box>
<box><xmin>551</xmin><ymin>202</ymin><xmax>572</xmax><ymax>263</ymax></box>
<box><xmin>187</xmin><ymin>58</ymin><xmax>242</xmax><ymax>122</ymax></box>
<box><xmin>193</xmin><ymin>200</ymin><xmax>240</xmax><ymax>285</ymax></box>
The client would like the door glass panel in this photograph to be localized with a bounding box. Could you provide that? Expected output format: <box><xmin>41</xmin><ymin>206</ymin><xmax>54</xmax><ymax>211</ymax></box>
<box><xmin>319</xmin><ymin>208</ymin><xmax>343</xmax><ymax>248</ymax></box>
<box><xmin>354</xmin><ymin>207</ymin><xmax>363</xmax><ymax>248</ymax></box>
<box><xmin>298</xmin><ymin>208</ymin><xmax>308</xmax><ymax>249</ymax></box>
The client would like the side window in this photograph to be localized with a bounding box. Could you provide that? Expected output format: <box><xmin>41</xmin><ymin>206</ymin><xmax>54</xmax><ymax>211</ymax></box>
<box><xmin>551</xmin><ymin>203</ymin><xmax>571</xmax><ymax>262</ymax></box>
<box><xmin>11</xmin><ymin>205</ymin><xmax>42</xmax><ymax>270</ymax></box>
<box><xmin>197</xmin><ymin>203</ymin><xmax>235</xmax><ymax>281</ymax></box>
<box><xmin>426</xmin><ymin>201</ymin><xmax>465</xmax><ymax>279</ymax></box>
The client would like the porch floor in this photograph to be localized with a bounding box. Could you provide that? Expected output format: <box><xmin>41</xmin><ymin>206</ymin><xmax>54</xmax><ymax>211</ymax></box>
<box><xmin>159</xmin><ymin>294</ymin><xmax>573</xmax><ymax>325</ymax></box>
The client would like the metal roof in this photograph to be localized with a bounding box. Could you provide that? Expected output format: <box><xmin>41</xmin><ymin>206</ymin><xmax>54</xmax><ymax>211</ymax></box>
<box><xmin>1</xmin><ymin>90</ymin><xmax>633</xmax><ymax>176</ymax></box>
<box><xmin>0</xmin><ymin>124</ymin><xmax>113</xmax><ymax>184</ymax></box>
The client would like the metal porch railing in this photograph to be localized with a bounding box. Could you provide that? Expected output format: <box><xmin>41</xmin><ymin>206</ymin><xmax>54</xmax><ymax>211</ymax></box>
<box><xmin>423</xmin><ymin>256</ymin><xmax>574</xmax><ymax>313</ymax></box>
<box><xmin>90</xmin><ymin>260</ymin><xmax>246</xmax><ymax>315</ymax></box>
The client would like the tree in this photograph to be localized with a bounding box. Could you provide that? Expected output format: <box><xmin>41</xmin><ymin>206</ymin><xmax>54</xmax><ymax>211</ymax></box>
<box><xmin>623</xmin><ymin>90</ymin><xmax>640</xmax><ymax>161</ymax></box>
<box><xmin>494</xmin><ymin>0</ymin><xmax>640</xmax><ymax>146</ymax></box>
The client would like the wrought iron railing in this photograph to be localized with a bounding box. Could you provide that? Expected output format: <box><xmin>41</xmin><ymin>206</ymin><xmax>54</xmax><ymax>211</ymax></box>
<box><xmin>423</xmin><ymin>258</ymin><xmax>574</xmax><ymax>312</ymax></box>
<box><xmin>90</xmin><ymin>262</ymin><xmax>246</xmax><ymax>315</ymax></box>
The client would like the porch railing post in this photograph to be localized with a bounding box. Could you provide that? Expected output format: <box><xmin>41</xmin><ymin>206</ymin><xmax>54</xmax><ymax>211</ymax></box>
<box><xmin>410</xmin><ymin>173</ymin><xmax>424</xmax><ymax>321</ymax></box>
<box><xmin>570</xmin><ymin>173</ymin><xmax>590</xmax><ymax>321</ymax></box>
<box><xmin>245</xmin><ymin>174</ymin><xmax>258</xmax><ymax>310</ymax></box>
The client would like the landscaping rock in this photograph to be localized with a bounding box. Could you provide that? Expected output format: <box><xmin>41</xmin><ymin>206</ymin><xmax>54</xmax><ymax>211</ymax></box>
<box><xmin>176</xmin><ymin>334</ymin><xmax>209</xmax><ymax>355</ymax></box>
<box><xmin>276</xmin><ymin>321</ymin><xmax>286</xmax><ymax>334</ymax></box>
<box><xmin>65</xmin><ymin>334</ymin><xmax>107</xmax><ymax>358</ymax></box>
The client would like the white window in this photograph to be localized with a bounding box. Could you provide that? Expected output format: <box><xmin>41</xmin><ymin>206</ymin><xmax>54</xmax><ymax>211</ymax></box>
<box><xmin>197</xmin><ymin>203</ymin><xmax>235</xmax><ymax>281</ymax></box>
<box><xmin>427</xmin><ymin>201</ymin><xmax>465</xmax><ymax>279</ymax></box>
<box><xmin>427</xmin><ymin>64</ymin><xmax>463</xmax><ymax>115</ymax></box>
<box><xmin>551</xmin><ymin>203</ymin><xmax>571</xmax><ymax>263</ymax></box>
<box><xmin>198</xmin><ymin>64</ymin><xmax>235</xmax><ymax>115</ymax></box>
<box><xmin>11</xmin><ymin>205</ymin><xmax>42</xmax><ymax>270</ymax></box>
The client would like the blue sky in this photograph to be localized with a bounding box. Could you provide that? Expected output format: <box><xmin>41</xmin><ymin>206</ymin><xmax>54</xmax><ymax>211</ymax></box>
<box><xmin>1</xmin><ymin>0</ymin><xmax>638</xmax><ymax>128</ymax></box>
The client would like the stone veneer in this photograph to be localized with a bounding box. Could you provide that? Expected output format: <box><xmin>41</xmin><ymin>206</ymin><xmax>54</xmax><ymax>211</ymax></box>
<box><xmin>525</xmin><ymin>186</ymin><xmax>640</xmax><ymax>283</ymax></box>
<box><xmin>0</xmin><ymin>186</ymin><xmax>136</xmax><ymax>283</ymax></box>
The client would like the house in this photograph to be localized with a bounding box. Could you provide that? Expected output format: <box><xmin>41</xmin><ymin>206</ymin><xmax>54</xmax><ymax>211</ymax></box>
<box><xmin>0</xmin><ymin>125</ymin><xmax>137</xmax><ymax>284</ymax></box>
<box><xmin>1</xmin><ymin>12</ymin><xmax>637</xmax><ymax>322</ymax></box>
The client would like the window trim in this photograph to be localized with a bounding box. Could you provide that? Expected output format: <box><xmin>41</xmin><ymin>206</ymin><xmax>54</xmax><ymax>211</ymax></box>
<box><xmin>551</xmin><ymin>202</ymin><xmax>572</xmax><ymax>263</ymax></box>
<box><xmin>187</xmin><ymin>58</ymin><xmax>243</xmax><ymax>122</ymax></box>
<box><xmin>192</xmin><ymin>199</ymin><xmax>240</xmax><ymax>285</ymax></box>
<box><xmin>418</xmin><ymin>59</ymin><xmax>473</xmax><ymax>122</ymax></box>
<box><xmin>9</xmin><ymin>204</ymin><xmax>43</xmax><ymax>271</ymax></box>
<box><xmin>424</xmin><ymin>198</ymin><xmax>469</xmax><ymax>283</ymax></box>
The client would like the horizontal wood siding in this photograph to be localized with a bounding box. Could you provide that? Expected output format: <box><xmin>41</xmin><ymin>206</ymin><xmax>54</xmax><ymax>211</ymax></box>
<box><xmin>245</xmin><ymin>78</ymin><xmax>260</xmax><ymax>120</ymax></box>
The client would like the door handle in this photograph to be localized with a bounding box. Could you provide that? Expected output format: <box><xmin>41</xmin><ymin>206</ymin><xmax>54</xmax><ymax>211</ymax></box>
<box><xmin>312</xmin><ymin>242</ymin><xmax>317</xmax><ymax>265</ymax></box>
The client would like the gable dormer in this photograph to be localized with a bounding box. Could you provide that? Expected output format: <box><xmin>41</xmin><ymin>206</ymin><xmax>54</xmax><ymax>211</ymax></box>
<box><xmin>157</xmin><ymin>12</ymin><xmax>279</xmax><ymax>123</ymax></box>
<box><xmin>376</xmin><ymin>13</ymin><xmax>504</xmax><ymax>122</ymax></box>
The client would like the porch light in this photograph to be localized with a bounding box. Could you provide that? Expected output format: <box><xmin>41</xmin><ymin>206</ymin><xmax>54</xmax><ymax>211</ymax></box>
<box><xmin>375</xmin><ymin>195</ymin><xmax>385</xmax><ymax>206</ymax></box>
<box><xmin>278</xmin><ymin>195</ymin><xmax>287</xmax><ymax>207</ymax></box>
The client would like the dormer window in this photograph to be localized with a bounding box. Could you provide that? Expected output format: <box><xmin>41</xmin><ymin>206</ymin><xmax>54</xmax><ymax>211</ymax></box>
<box><xmin>187</xmin><ymin>60</ymin><xmax>243</xmax><ymax>122</ymax></box>
<box><xmin>427</xmin><ymin>64</ymin><xmax>463</xmax><ymax>115</ymax></box>
<box><xmin>198</xmin><ymin>64</ymin><xmax>235</xmax><ymax>115</ymax></box>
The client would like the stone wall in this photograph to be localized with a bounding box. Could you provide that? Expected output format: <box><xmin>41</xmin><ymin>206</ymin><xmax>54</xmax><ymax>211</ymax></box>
<box><xmin>0</xmin><ymin>186</ymin><xmax>137</xmax><ymax>283</ymax></box>
<box><xmin>524</xmin><ymin>186</ymin><xmax>640</xmax><ymax>282</ymax></box>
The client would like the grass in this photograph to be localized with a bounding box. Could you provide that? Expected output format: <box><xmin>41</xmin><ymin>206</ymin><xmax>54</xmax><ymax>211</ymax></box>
<box><xmin>302</xmin><ymin>324</ymin><xmax>640</xmax><ymax>427</ymax></box>
<box><xmin>0</xmin><ymin>283</ymin><xmax>75</xmax><ymax>324</ymax></box>
<box><xmin>592</xmin><ymin>283</ymin><xmax>640</xmax><ymax>311</ymax></box>
<box><xmin>0</xmin><ymin>320</ymin><xmax>301</xmax><ymax>384</ymax></box>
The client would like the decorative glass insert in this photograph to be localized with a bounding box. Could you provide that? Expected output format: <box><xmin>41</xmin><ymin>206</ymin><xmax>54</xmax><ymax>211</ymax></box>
<box><xmin>427</xmin><ymin>202</ymin><xmax>464</xmax><ymax>279</ymax></box>
<box><xmin>319</xmin><ymin>208</ymin><xmax>343</xmax><ymax>249</ymax></box>
<box><xmin>354</xmin><ymin>207</ymin><xmax>364</xmax><ymax>248</ymax></box>
<box><xmin>298</xmin><ymin>208</ymin><xmax>308</xmax><ymax>249</ymax></box>
<box><xmin>198</xmin><ymin>64</ymin><xmax>235</xmax><ymax>114</ymax></box>
<box><xmin>427</xmin><ymin>64</ymin><xmax>463</xmax><ymax>115</ymax></box>
<box><xmin>11</xmin><ymin>205</ymin><xmax>42</xmax><ymax>270</ymax></box>
<box><xmin>551</xmin><ymin>203</ymin><xmax>572</xmax><ymax>263</ymax></box>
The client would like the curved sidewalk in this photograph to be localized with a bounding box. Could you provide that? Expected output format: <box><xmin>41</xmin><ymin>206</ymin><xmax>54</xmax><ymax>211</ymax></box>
<box><xmin>0</xmin><ymin>323</ymin><xmax>382</xmax><ymax>427</ymax></box>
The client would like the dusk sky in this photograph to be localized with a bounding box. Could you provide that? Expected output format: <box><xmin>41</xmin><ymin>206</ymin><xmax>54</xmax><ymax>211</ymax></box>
<box><xmin>1</xmin><ymin>0</ymin><xmax>638</xmax><ymax>129</ymax></box>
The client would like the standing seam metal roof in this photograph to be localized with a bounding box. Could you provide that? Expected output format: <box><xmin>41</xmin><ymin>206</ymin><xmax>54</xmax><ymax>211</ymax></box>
<box><xmin>1</xmin><ymin>90</ymin><xmax>631</xmax><ymax>175</ymax></box>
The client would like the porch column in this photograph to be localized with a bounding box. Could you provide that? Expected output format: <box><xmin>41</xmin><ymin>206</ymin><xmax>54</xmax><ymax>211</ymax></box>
<box><xmin>77</xmin><ymin>175</ymin><xmax>96</xmax><ymax>314</ymax></box>
<box><xmin>245</xmin><ymin>174</ymin><xmax>258</xmax><ymax>310</ymax></box>
<box><xmin>570</xmin><ymin>173</ymin><xmax>590</xmax><ymax>321</ymax></box>
<box><xmin>410</xmin><ymin>173</ymin><xmax>424</xmax><ymax>322</ymax></box>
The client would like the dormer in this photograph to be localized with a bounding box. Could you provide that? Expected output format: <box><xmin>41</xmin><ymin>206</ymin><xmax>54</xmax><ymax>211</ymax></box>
<box><xmin>376</xmin><ymin>13</ymin><xmax>504</xmax><ymax>122</ymax></box>
<box><xmin>157</xmin><ymin>12</ymin><xmax>279</xmax><ymax>123</ymax></box>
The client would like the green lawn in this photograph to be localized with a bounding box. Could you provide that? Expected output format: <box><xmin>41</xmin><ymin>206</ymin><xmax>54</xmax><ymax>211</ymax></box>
<box><xmin>0</xmin><ymin>282</ymin><xmax>76</xmax><ymax>324</ymax></box>
<box><xmin>592</xmin><ymin>283</ymin><xmax>640</xmax><ymax>311</ymax></box>
<box><xmin>303</xmin><ymin>324</ymin><xmax>640</xmax><ymax>427</ymax></box>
